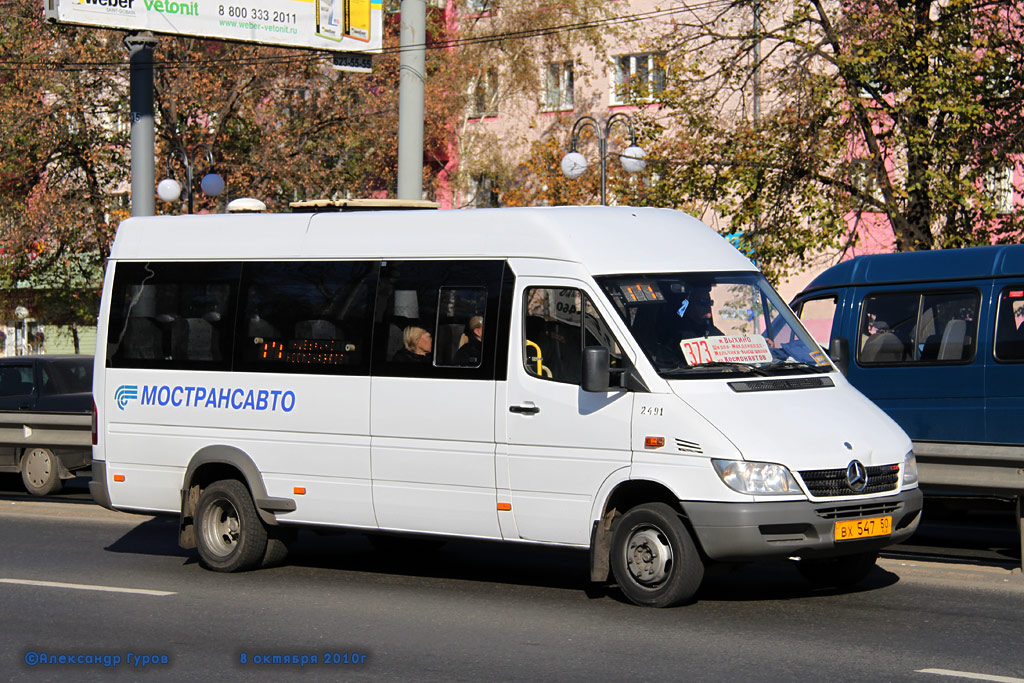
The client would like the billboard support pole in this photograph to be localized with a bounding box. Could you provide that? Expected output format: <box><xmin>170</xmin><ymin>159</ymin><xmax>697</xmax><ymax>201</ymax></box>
<box><xmin>126</xmin><ymin>32</ymin><xmax>158</xmax><ymax>217</ymax></box>
<box><xmin>396</xmin><ymin>0</ymin><xmax>425</xmax><ymax>201</ymax></box>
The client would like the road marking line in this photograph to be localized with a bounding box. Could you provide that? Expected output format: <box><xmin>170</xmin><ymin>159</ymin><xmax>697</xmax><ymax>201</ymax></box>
<box><xmin>0</xmin><ymin>578</ymin><xmax>175</xmax><ymax>596</ymax></box>
<box><xmin>918</xmin><ymin>669</ymin><xmax>1024</xmax><ymax>683</ymax></box>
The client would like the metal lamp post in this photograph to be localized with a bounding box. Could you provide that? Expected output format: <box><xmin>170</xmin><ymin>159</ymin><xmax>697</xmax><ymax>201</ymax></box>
<box><xmin>560</xmin><ymin>113</ymin><xmax>647</xmax><ymax>205</ymax></box>
<box><xmin>156</xmin><ymin>145</ymin><xmax>225</xmax><ymax>214</ymax></box>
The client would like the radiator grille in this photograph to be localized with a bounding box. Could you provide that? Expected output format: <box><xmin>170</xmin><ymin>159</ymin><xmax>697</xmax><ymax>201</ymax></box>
<box><xmin>799</xmin><ymin>464</ymin><xmax>900</xmax><ymax>497</ymax></box>
<box><xmin>814</xmin><ymin>501</ymin><xmax>901</xmax><ymax>520</ymax></box>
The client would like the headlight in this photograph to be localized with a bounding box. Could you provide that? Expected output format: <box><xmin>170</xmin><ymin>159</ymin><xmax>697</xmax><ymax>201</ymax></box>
<box><xmin>712</xmin><ymin>459</ymin><xmax>802</xmax><ymax>495</ymax></box>
<box><xmin>903</xmin><ymin>450</ymin><xmax>919</xmax><ymax>486</ymax></box>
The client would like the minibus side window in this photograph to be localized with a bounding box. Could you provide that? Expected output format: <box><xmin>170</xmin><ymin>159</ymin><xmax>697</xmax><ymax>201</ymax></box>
<box><xmin>524</xmin><ymin>287</ymin><xmax>621</xmax><ymax>384</ymax></box>
<box><xmin>994</xmin><ymin>286</ymin><xmax>1024</xmax><ymax>361</ymax></box>
<box><xmin>859</xmin><ymin>290</ymin><xmax>979</xmax><ymax>365</ymax></box>
<box><xmin>371</xmin><ymin>260</ymin><xmax>503</xmax><ymax>379</ymax></box>
<box><xmin>235</xmin><ymin>261</ymin><xmax>378</xmax><ymax>375</ymax></box>
<box><xmin>106</xmin><ymin>262</ymin><xmax>240</xmax><ymax>370</ymax></box>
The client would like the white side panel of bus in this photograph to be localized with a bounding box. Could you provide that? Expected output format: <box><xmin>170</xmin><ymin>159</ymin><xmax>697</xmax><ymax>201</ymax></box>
<box><xmin>370</xmin><ymin>376</ymin><xmax>499</xmax><ymax>538</ymax></box>
<box><xmin>102</xmin><ymin>370</ymin><xmax>374</xmax><ymax>525</ymax></box>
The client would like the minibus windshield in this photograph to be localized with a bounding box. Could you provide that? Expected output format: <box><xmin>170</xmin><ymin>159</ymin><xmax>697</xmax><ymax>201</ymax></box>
<box><xmin>596</xmin><ymin>272</ymin><xmax>833</xmax><ymax>378</ymax></box>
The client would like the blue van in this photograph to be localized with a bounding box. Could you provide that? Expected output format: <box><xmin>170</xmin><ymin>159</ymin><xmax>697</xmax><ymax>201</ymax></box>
<box><xmin>790</xmin><ymin>245</ymin><xmax>1024</xmax><ymax>502</ymax></box>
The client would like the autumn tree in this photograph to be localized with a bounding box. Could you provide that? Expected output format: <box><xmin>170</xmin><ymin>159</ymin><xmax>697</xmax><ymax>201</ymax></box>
<box><xmin>439</xmin><ymin>0</ymin><xmax>617</xmax><ymax>208</ymax></box>
<box><xmin>644</xmin><ymin>0</ymin><xmax>1024</xmax><ymax>279</ymax></box>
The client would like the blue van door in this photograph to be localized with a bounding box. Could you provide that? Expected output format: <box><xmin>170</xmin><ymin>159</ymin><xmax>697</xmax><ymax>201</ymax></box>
<box><xmin>986</xmin><ymin>284</ymin><xmax>1024</xmax><ymax>445</ymax></box>
<box><xmin>842</xmin><ymin>284</ymin><xmax>989</xmax><ymax>444</ymax></box>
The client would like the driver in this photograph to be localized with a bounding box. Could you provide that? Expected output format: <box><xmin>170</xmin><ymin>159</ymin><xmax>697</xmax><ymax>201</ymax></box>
<box><xmin>675</xmin><ymin>286</ymin><xmax>723</xmax><ymax>339</ymax></box>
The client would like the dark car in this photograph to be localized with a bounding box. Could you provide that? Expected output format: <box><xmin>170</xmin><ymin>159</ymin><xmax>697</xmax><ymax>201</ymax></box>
<box><xmin>0</xmin><ymin>355</ymin><xmax>93</xmax><ymax>495</ymax></box>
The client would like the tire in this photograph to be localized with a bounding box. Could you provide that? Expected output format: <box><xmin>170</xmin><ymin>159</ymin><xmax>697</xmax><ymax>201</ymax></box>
<box><xmin>20</xmin><ymin>448</ymin><xmax>63</xmax><ymax>496</ymax></box>
<box><xmin>194</xmin><ymin>479</ymin><xmax>269</xmax><ymax>572</ymax></box>
<box><xmin>796</xmin><ymin>551</ymin><xmax>878</xmax><ymax>589</ymax></box>
<box><xmin>610</xmin><ymin>503</ymin><xmax>705</xmax><ymax>608</ymax></box>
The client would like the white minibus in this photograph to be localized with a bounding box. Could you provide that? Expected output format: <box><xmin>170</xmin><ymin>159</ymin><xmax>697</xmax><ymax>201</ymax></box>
<box><xmin>91</xmin><ymin>204</ymin><xmax>922</xmax><ymax>607</ymax></box>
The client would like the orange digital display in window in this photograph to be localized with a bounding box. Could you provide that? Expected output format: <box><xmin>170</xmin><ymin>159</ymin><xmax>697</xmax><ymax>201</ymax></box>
<box><xmin>257</xmin><ymin>339</ymin><xmax>347</xmax><ymax>365</ymax></box>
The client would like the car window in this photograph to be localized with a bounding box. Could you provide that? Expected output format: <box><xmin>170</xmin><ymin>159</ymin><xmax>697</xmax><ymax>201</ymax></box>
<box><xmin>0</xmin><ymin>364</ymin><xmax>34</xmax><ymax>397</ymax></box>
<box><xmin>41</xmin><ymin>360</ymin><xmax>93</xmax><ymax>395</ymax></box>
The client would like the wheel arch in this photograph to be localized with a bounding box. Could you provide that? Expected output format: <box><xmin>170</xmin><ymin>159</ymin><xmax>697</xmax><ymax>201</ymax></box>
<box><xmin>178</xmin><ymin>445</ymin><xmax>295</xmax><ymax>549</ymax></box>
<box><xmin>589</xmin><ymin>478</ymin><xmax>703</xmax><ymax>583</ymax></box>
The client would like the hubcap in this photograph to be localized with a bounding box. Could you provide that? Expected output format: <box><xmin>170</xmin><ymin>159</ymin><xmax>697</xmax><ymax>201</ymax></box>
<box><xmin>23</xmin><ymin>449</ymin><xmax>52</xmax><ymax>487</ymax></box>
<box><xmin>625</xmin><ymin>526</ymin><xmax>673</xmax><ymax>586</ymax></box>
<box><xmin>201</xmin><ymin>498</ymin><xmax>241</xmax><ymax>558</ymax></box>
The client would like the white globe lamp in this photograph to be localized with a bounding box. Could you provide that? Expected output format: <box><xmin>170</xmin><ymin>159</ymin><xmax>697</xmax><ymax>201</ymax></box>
<box><xmin>620</xmin><ymin>145</ymin><xmax>647</xmax><ymax>174</ymax></box>
<box><xmin>157</xmin><ymin>178</ymin><xmax>182</xmax><ymax>203</ymax></box>
<box><xmin>560</xmin><ymin>151</ymin><xmax>588</xmax><ymax>179</ymax></box>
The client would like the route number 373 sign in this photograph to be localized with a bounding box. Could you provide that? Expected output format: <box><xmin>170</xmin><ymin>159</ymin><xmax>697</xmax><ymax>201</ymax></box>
<box><xmin>680</xmin><ymin>335</ymin><xmax>773</xmax><ymax>366</ymax></box>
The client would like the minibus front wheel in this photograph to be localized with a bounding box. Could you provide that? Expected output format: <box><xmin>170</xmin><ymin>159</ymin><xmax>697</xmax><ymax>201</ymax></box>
<box><xmin>610</xmin><ymin>503</ymin><xmax>705</xmax><ymax>608</ymax></box>
<box><xmin>194</xmin><ymin>479</ymin><xmax>272</xmax><ymax>572</ymax></box>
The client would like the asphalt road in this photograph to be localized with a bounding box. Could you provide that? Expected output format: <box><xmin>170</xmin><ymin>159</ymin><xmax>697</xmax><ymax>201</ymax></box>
<box><xmin>1</xmin><ymin>477</ymin><xmax>1022</xmax><ymax>682</ymax></box>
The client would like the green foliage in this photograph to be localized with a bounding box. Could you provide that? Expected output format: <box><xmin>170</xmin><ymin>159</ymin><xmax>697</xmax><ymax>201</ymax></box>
<box><xmin>647</xmin><ymin>0</ymin><xmax>1023</xmax><ymax>279</ymax></box>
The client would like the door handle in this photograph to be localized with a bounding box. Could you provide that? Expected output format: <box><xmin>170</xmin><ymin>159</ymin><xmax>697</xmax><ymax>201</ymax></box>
<box><xmin>509</xmin><ymin>404</ymin><xmax>540</xmax><ymax>415</ymax></box>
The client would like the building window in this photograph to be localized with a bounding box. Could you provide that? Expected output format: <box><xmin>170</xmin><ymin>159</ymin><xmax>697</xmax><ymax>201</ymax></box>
<box><xmin>985</xmin><ymin>165</ymin><xmax>1015</xmax><ymax>215</ymax></box>
<box><xmin>465</xmin><ymin>0</ymin><xmax>494</xmax><ymax>13</ymax></box>
<box><xmin>469</xmin><ymin>67</ymin><xmax>499</xmax><ymax>118</ymax></box>
<box><xmin>470</xmin><ymin>174</ymin><xmax>500</xmax><ymax>208</ymax></box>
<box><xmin>542</xmin><ymin>61</ymin><xmax>574</xmax><ymax>112</ymax></box>
<box><xmin>611</xmin><ymin>53</ymin><xmax>665</xmax><ymax>105</ymax></box>
<box><xmin>849</xmin><ymin>158</ymin><xmax>886</xmax><ymax>210</ymax></box>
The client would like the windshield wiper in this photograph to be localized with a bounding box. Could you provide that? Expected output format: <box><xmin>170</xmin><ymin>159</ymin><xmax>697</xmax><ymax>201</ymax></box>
<box><xmin>762</xmin><ymin>360</ymin><xmax>832</xmax><ymax>374</ymax></box>
<box><xmin>662</xmin><ymin>361</ymin><xmax>771</xmax><ymax>377</ymax></box>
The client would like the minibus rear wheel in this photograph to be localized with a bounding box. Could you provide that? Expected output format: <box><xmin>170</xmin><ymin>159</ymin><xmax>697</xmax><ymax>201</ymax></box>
<box><xmin>610</xmin><ymin>503</ymin><xmax>704</xmax><ymax>608</ymax></box>
<box><xmin>194</xmin><ymin>479</ymin><xmax>269</xmax><ymax>572</ymax></box>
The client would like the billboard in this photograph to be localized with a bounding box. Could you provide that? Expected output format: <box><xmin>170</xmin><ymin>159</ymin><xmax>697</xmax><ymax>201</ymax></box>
<box><xmin>44</xmin><ymin>0</ymin><xmax>383</xmax><ymax>53</ymax></box>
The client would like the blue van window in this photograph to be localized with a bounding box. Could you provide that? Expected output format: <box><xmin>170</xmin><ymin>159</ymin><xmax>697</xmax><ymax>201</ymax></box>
<box><xmin>859</xmin><ymin>290</ymin><xmax>979</xmax><ymax>365</ymax></box>
<box><xmin>994</xmin><ymin>287</ymin><xmax>1024</xmax><ymax>361</ymax></box>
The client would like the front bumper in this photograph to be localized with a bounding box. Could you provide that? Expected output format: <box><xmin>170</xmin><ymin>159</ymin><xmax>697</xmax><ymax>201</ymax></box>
<box><xmin>683</xmin><ymin>488</ymin><xmax>923</xmax><ymax>562</ymax></box>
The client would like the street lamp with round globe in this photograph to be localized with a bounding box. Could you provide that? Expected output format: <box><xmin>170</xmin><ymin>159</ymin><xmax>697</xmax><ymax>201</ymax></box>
<box><xmin>560</xmin><ymin>151</ymin><xmax>589</xmax><ymax>180</ymax></box>
<box><xmin>620</xmin><ymin>145</ymin><xmax>647</xmax><ymax>174</ymax></box>
<box><xmin>156</xmin><ymin>178</ymin><xmax>182</xmax><ymax>203</ymax></box>
<box><xmin>560</xmin><ymin>113</ymin><xmax>646</xmax><ymax>205</ymax></box>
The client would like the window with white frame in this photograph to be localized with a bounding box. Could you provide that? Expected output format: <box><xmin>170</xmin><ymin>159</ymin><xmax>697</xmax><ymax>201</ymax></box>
<box><xmin>611</xmin><ymin>53</ymin><xmax>665</xmax><ymax>105</ymax></box>
<box><xmin>542</xmin><ymin>62</ymin><xmax>574</xmax><ymax>112</ymax></box>
<box><xmin>468</xmin><ymin>67</ymin><xmax>499</xmax><ymax>118</ymax></box>
<box><xmin>985</xmin><ymin>165</ymin><xmax>1015</xmax><ymax>215</ymax></box>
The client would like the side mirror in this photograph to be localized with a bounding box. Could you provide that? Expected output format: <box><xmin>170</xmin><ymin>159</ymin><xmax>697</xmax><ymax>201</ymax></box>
<box><xmin>582</xmin><ymin>346</ymin><xmax>611</xmax><ymax>393</ymax></box>
<box><xmin>828</xmin><ymin>337</ymin><xmax>849</xmax><ymax>376</ymax></box>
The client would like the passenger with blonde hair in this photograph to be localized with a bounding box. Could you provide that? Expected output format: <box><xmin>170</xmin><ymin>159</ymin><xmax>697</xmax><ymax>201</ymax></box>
<box><xmin>392</xmin><ymin>325</ymin><xmax>432</xmax><ymax>363</ymax></box>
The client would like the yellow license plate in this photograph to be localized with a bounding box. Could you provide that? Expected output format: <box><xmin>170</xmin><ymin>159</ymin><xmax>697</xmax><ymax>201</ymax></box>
<box><xmin>834</xmin><ymin>516</ymin><xmax>892</xmax><ymax>542</ymax></box>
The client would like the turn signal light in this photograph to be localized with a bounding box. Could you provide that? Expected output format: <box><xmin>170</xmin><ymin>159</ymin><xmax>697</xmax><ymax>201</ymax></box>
<box><xmin>293</xmin><ymin>487</ymin><xmax>306</xmax><ymax>495</ymax></box>
<box><xmin>113</xmin><ymin>474</ymin><xmax>125</xmax><ymax>482</ymax></box>
<box><xmin>497</xmin><ymin>502</ymin><xmax>512</xmax><ymax>511</ymax></box>
<box><xmin>645</xmin><ymin>437</ymin><xmax>665</xmax><ymax>449</ymax></box>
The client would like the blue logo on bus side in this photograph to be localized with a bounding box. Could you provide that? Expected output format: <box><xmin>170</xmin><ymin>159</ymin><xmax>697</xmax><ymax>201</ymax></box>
<box><xmin>115</xmin><ymin>385</ymin><xmax>138</xmax><ymax>411</ymax></box>
<box><xmin>113</xmin><ymin>384</ymin><xmax>296</xmax><ymax>413</ymax></box>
